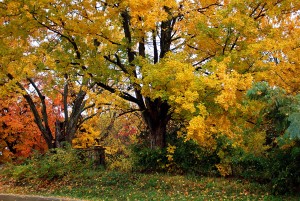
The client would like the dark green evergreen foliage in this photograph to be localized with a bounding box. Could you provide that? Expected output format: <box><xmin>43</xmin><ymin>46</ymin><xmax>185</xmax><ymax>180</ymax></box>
<box><xmin>269</xmin><ymin>144</ymin><xmax>300</xmax><ymax>195</ymax></box>
<box><xmin>229</xmin><ymin>83</ymin><xmax>300</xmax><ymax>194</ymax></box>
<box><xmin>231</xmin><ymin>152</ymin><xmax>270</xmax><ymax>183</ymax></box>
<box><xmin>247</xmin><ymin>82</ymin><xmax>300</xmax><ymax>142</ymax></box>
<box><xmin>286</xmin><ymin>113</ymin><xmax>300</xmax><ymax>140</ymax></box>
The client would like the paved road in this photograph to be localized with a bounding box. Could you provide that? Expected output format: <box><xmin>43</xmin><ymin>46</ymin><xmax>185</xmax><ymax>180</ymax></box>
<box><xmin>0</xmin><ymin>194</ymin><xmax>81</xmax><ymax>201</ymax></box>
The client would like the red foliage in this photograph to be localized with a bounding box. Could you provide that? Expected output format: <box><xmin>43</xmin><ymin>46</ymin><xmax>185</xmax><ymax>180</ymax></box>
<box><xmin>0</xmin><ymin>95</ymin><xmax>58</xmax><ymax>162</ymax></box>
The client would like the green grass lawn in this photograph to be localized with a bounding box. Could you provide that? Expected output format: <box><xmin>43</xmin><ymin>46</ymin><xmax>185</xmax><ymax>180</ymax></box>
<box><xmin>0</xmin><ymin>167</ymin><xmax>299</xmax><ymax>201</ymax></box>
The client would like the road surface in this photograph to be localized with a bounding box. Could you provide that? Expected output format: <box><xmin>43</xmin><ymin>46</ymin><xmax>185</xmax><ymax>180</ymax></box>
<box><xmin>0</xmin><ymin>194</ymin><xmax>82</xmax><ymax>201</ymax></box>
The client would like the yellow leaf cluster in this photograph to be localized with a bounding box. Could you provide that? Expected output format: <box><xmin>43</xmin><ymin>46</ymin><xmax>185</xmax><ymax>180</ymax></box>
<box><xmin>72</xmin><ymin>115</ymin><xmax>102</xmax><ymax>148</ymax></box>
<box><xmin>166</xmin><ymin>144</ymin><xmax>176</xmax><ymax>162</ymax></box>
<box><xmin>142</xmin><ymin>53</ymin><xmax>203</xmax><ymax>117</ymax></box>
<box><xmin>186</xmin><ymin>116</ymin><xmax>216</xmax><ymax>149</ymax></box>
<box><xmin>241</xmin><ymin>131</ymin><xmax>269</xmax><ymax>155</ymax></box>
<box><xmin>205</xmin><ymin>58</ymin><xmax>253</xmax><ymax>111</ymax></box>
<box><xmin>127</xmin><ymin>0</ymin><xmax>169</xmax><ymax>31</ymax></box>
<box><xmin>215</xmin><ymin>163</ymin><xmax>232</xmax><ymax>177</ymax></box>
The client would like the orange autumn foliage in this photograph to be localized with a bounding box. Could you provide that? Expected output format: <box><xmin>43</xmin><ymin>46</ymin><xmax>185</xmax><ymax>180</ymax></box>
<box><xmin>0</xmin><ymin>95</ymin><xmax>59</xmax><ymax>163</ymax></box>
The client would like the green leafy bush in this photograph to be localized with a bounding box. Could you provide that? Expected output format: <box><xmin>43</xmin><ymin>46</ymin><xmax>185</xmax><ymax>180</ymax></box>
<box><xmin>230</xmin><ymin>144</ymin><xmax>300</xmax><ymax>195</ymax></box>
<box><xmin>132</xmin><ymin>132</ymin><xmax>219</xmax><ymax>175</ymax></box>
<box><xmin>244</xmin><ymin>82</ymin><xmax>300</xmax><ymax>194</ymax></box>
<box><xmin>131</xmin><ymin>143</ymin><xmax>168</xmax><ymax>172</ymax></box>
<box><xmin>231</xmin><ymin>152</ymin><xmax>271</xmax><ymax>182</ymax></box>
<box><xmin>171</xmin><ymin>138</ymin><xmax>219</xmax><ymax>175</ymax></box>
<box><xmin>7</xmin><ymin>145</ymin><xmax>94</xmax><ymax>182</ymax></box>
<box><xmin>269</xmin><ymin>145</ymin><xmax>300</xmax><ymax>195</ymax></box>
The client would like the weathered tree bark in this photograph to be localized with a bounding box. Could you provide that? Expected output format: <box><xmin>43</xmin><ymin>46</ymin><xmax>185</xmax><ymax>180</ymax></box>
<box><xmin>142</xmin><ymin>100</ymin><xmax>171</xmax><ymax>149</ymax></box>
<box><xmin>55</xmin><ymin>120</ymin><xmax>64</xmax><ymax>148</ymax></box>
<box><xmin>65</xmin><ymin>90</ymin><xmax>86</xmax><ymax>143</ymax></box>
<box><xmin>50</xmin><ymin>88</ymin><xmax>87</xmax><ymax>148</ymax></box>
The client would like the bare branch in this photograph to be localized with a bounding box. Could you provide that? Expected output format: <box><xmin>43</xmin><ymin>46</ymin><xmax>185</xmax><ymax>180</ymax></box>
<box><xmin>194</xmin><ymin>55</ymin><xmax>215</xmax><ymax>70</ymax></box>
<box><xmin>79</xmin><ymin>113</ymin><xmax>98</xmax><ymax>126</ymax></box>
<box><xmin>96</xmin><ymin>33</ymin><xmax>121</xmax><ymax>45</ymax></box>
<box><xmin>117</xmin><ymin>109</ymin><xmax>143</xmax><ymax>118</ymax></box>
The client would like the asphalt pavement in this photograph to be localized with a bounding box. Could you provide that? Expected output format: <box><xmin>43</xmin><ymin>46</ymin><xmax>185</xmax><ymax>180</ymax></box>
<box><xmin>0</xmin><ymin>194</ymin><xmax>81</xmax><ymax>201</ymax></box>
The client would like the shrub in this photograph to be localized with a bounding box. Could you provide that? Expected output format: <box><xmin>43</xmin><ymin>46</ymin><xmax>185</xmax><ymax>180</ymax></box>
<box><xmin>231</xmin><ymin>144</ymin><xmax>300</xmax><ymax>195</ymax></box>
<box><xmin>131</xmin><ymin>132</ymin><xmax>219</xmax><ymax>175</ymax></box>
<box><xmin>269</xmin><ymin>145</ymin><xmax>300</xmax><ymax>195</ymax></box>
<box><xmin>7</xmin><ymin>145</ymin><xmax>94</xmax><ymax>182</ymax></box>
<box><xmin>231</xmin><ymin>152</ymin><xmax>271</xmax><ymax>183</ymax></box>
<box><xmin>105</xmin><ymin>144</ymin><xmax>133</xmax><ymax>172</ymax></box>
<box><xmin>171</xmin><ymin>138</ymin><xmax>219</xmax><ymax>175</ymax></box>
<box><xmin>131</xmin><ymin>143</ymin><xmax>168</xmax><ymax>172</ymax></box>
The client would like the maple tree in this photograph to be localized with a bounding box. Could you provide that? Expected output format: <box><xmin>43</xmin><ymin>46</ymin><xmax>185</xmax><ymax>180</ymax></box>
<box><xmin>0</xmin><ymin>0</ymin><xmax>299</xmax><ymax>151</ymax></box>
<box><xmin>0</xmin><ymin>95</ymin><xmax>48</xmax><ymax>162</ymax></box>
<box><xmin>0</xmin><ymin>3</ymin><xmax>92</xmax><ymax>149</ymax></box>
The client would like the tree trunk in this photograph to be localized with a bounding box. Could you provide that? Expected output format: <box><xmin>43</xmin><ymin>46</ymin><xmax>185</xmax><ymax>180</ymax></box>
<box><xmin>65</xmin><ymin>90</ymin><xmax>86</xmax><ymax>143</ymax></box>
<box><xmin>54</xmin><ymin>120</ymin><xmax>65</xmax><ymax>148</ymax></box>
<box><xmin>149</xmin><ymin>119</ymin><xmax>168</xmax><ymax>149</ymax></box>
<box><xmin>43</xmin><ymin>129</ymin><xmax>55</xmax><ymax>149</ymax></box>
<box><xmin>142</xmin><ymin>99</ymin><xmax>171</xmax><ymax>149</ymax></box>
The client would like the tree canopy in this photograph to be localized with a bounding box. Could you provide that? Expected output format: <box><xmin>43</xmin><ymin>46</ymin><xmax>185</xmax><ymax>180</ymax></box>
<box><xmin>0</xmin><ymin>0</ymin><xmax>300</xmax><ymax>151</ymax></box>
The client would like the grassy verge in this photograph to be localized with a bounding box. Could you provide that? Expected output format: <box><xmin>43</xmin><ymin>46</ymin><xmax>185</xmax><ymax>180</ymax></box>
<box><xmin>0</xmin><ymin>166</ymin><xmax>299</xmax><ymax>201</ymax></box>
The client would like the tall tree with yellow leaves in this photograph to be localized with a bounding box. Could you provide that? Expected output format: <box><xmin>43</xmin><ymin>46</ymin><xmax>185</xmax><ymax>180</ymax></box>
<box><xmin>0</xmin><ymin>0</ymin><xmax>299</xmax><ymax>150</ymax></box>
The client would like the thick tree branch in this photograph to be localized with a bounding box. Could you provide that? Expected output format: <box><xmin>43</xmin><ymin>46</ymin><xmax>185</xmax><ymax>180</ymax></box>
<box><xmin>27</xmin><ymin>78</ymin><xmax>52</xmax><ymax>142</ymax></box>
<box><xmin>139</xmin><ymin>37</ymin><xmax>146</xmax><ymax>58</ymax></box>
<box><xmin>120</xmin><ymin>10</ymin><xmax>146</xmax><ymax>111</ymax></box>
<box><xmin>103</xmin><ymin>55</ymin><xmax>129</xmax><ymax>74</ymax></box>
<box><xmin>7</xmin><ymin>74</ymin><xmax>53</xmax><ymax>148</ymax></box>
<box><xmin>63</xmin><ymin>79</ymin><xmax>69</xmax><ymax>124</ymax></box>
<box><xmin>153</xmin><ymin>30</ymin><xmax>158</xmax><ymax>64</ymax></box>
<box><xmin>95</xmin><ymin>81</ymin><xmax>141</xmax><ymax>106</ymax></box>
<box><xmin>121</xmin><ymin>11</ymin><xmax>135</xmax><ymax>63</ymax></box>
